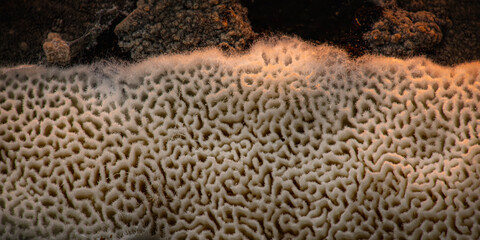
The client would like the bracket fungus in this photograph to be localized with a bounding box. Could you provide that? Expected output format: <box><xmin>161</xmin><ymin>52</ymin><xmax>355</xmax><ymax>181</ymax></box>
<box><xmin>0</xmin><ymin>38</ymin><xmax>479</xmax><ymax>239</ymax></box>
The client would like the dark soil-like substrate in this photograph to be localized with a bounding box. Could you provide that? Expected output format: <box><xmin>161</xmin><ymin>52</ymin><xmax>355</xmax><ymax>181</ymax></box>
<box><xmin>0</xmin><ymin>0</ymin><xmax>479</xmax><ymax>66</ymax></box>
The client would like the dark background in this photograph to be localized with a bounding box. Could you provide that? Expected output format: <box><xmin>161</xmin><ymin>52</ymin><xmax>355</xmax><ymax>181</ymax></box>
<box><xmin>1</xmin><ymin>0</ymin><xmax>479</xmax><ymax>66</ymax></box>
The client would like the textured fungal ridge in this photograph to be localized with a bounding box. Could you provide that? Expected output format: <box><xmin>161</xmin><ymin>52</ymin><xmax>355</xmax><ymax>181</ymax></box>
<box><xmin>1</xmin><ymin>38</ymin><xmax>480</xmax><ymax>239</ymax></box>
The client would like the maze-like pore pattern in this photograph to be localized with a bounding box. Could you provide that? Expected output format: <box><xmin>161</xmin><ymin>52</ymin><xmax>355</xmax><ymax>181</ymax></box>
<box><xmin>1</xmin><ymin>39</ymin><xmax>479</xmax><ymax>239</ymax></box>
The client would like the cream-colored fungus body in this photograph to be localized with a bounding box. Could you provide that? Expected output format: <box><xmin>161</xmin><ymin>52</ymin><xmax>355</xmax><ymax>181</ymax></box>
<box><xmin>0</xmin><ymin>38</ymin><xmax>479</xmax><ymax>239</ymax></box>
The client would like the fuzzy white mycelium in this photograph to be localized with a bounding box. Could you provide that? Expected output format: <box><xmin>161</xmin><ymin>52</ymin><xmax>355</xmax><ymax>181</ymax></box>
<box><xmin>0</xmin><ymin>38</ymin><xmax>479</xmax><ymax>239</ymax></box>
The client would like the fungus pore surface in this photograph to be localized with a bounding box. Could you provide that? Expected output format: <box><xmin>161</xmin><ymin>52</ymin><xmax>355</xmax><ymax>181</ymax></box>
<box><xmin>0</xmin><ymin>38</ymin><xmax>479</xmax><ymax>239</ymax></box>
